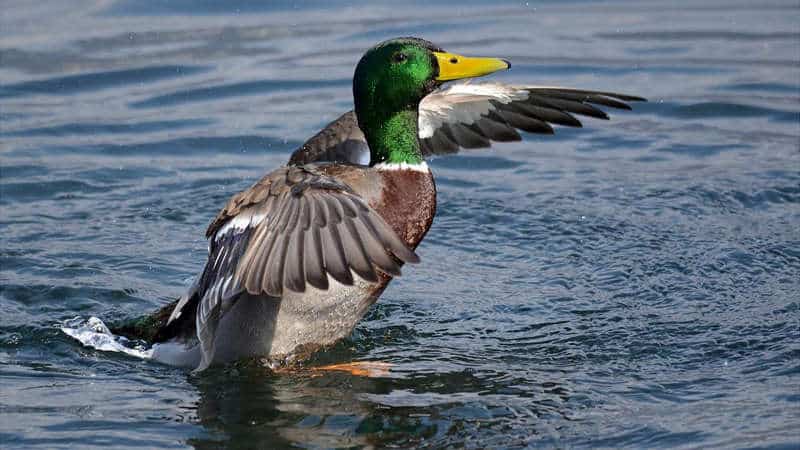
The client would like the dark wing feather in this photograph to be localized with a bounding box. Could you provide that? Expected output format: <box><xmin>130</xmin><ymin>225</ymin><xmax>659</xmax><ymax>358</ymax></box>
<box><xmin>168</xmin><ymin>165</ymin><xmax>419</xmax><ymax>370</ymax></box>
<box><xmin>417</xmin><ymin>83</ymin><xmax>645</xmax><ymax>156</ymax></box>
<box><xmin>288</xmin><ymin>112</ymin><xmax>369</xmax><ymax>166</ymax></box>
<box><xmin>303</xmin><ymin>225</ymin><xmax>328</xmax><ymax>290</ymax></box>
<box><xmin>288</xmin><ymin>82</ymin><xmax>644</xmax><ymax>164</ymax></box>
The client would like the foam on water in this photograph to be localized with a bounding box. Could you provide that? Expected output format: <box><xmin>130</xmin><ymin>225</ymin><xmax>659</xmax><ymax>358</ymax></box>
<box><xmin>61</xmin><ymin>316</ymin><xmax>154</xmax><ymax>360</ymax></box>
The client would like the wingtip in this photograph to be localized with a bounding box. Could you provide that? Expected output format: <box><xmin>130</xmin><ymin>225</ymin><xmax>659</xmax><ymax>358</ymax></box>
<box><xmin>620</xmin><ymin>94</ymin><xmax>647</xmax><ymax>103</ymax></box>
<box><xmin>393</xmin><ymin>245</ymin><xmax>421</xmax><ymax>265</ymax></box>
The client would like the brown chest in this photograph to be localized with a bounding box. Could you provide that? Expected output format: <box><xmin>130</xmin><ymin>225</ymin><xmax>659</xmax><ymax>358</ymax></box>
<box><xmin>371</xmin><ymin>169</ymin><xmax>437</xmax><ymax>250</ymax></box>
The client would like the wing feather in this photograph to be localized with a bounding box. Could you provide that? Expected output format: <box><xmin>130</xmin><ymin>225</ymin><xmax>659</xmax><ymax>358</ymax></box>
<box><xmin>352</xmin><ymin>217</ymin><xmax>402</xmax><ymax>277</ymax></box>
<box><xmin>287</xmin><ymin>82</ymin><xmax>643</xmax><ymax>163</ymax></box>
<box><xmin>341</xmin><ymin>217</ymin><xmax>379</xmax><ymax>283</ymax></box>
<box><xmin>508</xmin><ymin>102</ymin><xmax>582</xmax><ymax>127</ymax></box>
<box><xmin>283</xmin><ymin>225</ymin><xmax>306</xmax><ymax>294</ymax></box>
<box><xmin>361</xmin><ymin>210</ymin><xmax>420</xmax><ymax>264</ymax></box>
<box><xmin>304</xmin><ymin>224</ymin><xmax>328</xmax><ymax>290</ymax></box>
<box><xmin>527</xmin><ymin>94</ymin><xmax>610</xmax><ymax>120</ymax></box>
<box><xmin>321</xmin><ymin>220</ymin><xmax>353</xmax><ymax>285</ymax></box>
<box><xmin>495</xmin><ymin>106</ymin><xmax>554</xmax><ymax>134</ymax></box>
<box><xmin>446</xmin><ymin>123</ymin><xmax>491</xmax><ymax>149</ymax></box>
<box><xmin>473</xmin><ymin>114</ymin><xmax>521</xmax><ymax>142</ymax></box>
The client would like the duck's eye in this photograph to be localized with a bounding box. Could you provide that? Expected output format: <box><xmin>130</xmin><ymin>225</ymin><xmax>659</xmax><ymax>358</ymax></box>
<box><xmin>392</xmin><ymin>52</ymin><xmax>408</xmax><ymax>63</ymax></box>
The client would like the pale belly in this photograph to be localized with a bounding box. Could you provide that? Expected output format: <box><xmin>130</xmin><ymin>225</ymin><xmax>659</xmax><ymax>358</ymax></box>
<box><xmin>152</xmin><ymin>275</ymin><xmax>383</xmax><ymax>368</ymax></box>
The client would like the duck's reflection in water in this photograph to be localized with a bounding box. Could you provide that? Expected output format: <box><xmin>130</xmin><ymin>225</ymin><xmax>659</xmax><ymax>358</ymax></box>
<box><xmin>187</xmin><ymin>359</ymin><xmax>573</xmax><ymax>448</ymax></box>
<box><xmin>189</xmin><ymin>363</ymin><xmax>379</xmax><ymax>448</ymax></box>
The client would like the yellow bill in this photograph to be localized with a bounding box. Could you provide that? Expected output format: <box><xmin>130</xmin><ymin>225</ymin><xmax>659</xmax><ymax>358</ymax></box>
<box><xmin>434</xmin><ymin>51</ymin><xmax>510</xmax><ymax>81</ymax></box>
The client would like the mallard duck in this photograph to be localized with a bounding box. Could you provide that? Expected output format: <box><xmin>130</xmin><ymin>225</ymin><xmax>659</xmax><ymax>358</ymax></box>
<box><xmin>116</xmin><ymin>37</ymin><xmax>644</xmax><ymax>371</ymax></box>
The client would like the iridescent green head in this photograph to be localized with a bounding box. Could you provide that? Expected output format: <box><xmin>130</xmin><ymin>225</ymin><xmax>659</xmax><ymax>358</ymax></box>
<box><xmin>353</xmin><ymin>37</ymin><xmax>509</xmax><ymax>165</ymax></box>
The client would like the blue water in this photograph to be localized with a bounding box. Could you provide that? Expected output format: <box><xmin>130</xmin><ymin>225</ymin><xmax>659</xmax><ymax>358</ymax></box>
<box><xmin>1</xmin><ymin>1</ymin><xmax>799</xmax><ymax>448</ymax></box>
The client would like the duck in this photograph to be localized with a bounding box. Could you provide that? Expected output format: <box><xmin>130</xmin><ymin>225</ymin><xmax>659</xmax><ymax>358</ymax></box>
<box><xmin>113</xmin><ymin>37</ymin><xmax>644</xmax><ymax>371</ymax></box>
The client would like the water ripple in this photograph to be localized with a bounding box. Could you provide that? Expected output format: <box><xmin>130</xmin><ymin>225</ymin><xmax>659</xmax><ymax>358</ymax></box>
<box><xmin>0</xmin><ymin>65</ymin><xmax>207</xmax><ymax>98</ymax></box>
<box><xmin>1</xmin><ymin>0</ymin><xmax>799</xmax><ymax>449</ymax></box>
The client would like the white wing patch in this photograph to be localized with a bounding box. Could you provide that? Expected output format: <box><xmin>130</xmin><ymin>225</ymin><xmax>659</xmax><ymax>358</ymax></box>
<box><xmin>215</xmin><ymin>209</ymin><xmax>267</xmax><ymax>241</ymax></box>
<box><xmin>418</xmin><ymin>82</ymin><xmax>529</xmax><ymax>139</ymax></box>
<box><xmin>442</xmin><ymin>82</ymin><xmax>525</xmax><ymax>101</ymax></box>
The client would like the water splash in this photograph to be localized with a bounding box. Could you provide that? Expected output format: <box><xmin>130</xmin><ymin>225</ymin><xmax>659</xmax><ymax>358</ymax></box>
<box><xmin>62</xmin><ymin>316</ymin><xmax>154</xmax><ymax>360</ymax></box>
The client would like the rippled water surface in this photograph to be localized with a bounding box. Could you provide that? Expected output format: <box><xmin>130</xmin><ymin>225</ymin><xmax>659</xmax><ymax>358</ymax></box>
<box><xmin>2</xmin><ymin>1</ymin><xmax>799</xmax><ymax>448</ymax></box>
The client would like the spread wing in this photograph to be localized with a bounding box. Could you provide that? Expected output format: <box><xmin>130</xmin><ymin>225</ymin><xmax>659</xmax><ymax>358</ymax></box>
<box><xmin>417</xmin><ymin>83</ymin><xmax>645</xmax><ymax>155</ymax></box>
<box><xmin>167</xmin><ymin>165</ymin><xmax>419</xmax><ymax>370</ymax></box>
<box><xmin>288</xmin><ymin>82</ymin><xmax>645</xmax><ymax>164</ymax></box>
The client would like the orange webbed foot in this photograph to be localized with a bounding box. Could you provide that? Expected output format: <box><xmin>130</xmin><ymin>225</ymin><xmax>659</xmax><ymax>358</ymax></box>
<box><xmin>311</xmin><ymin>361</ymin><xmax>392</xmax><ymax>377</ymax></box>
